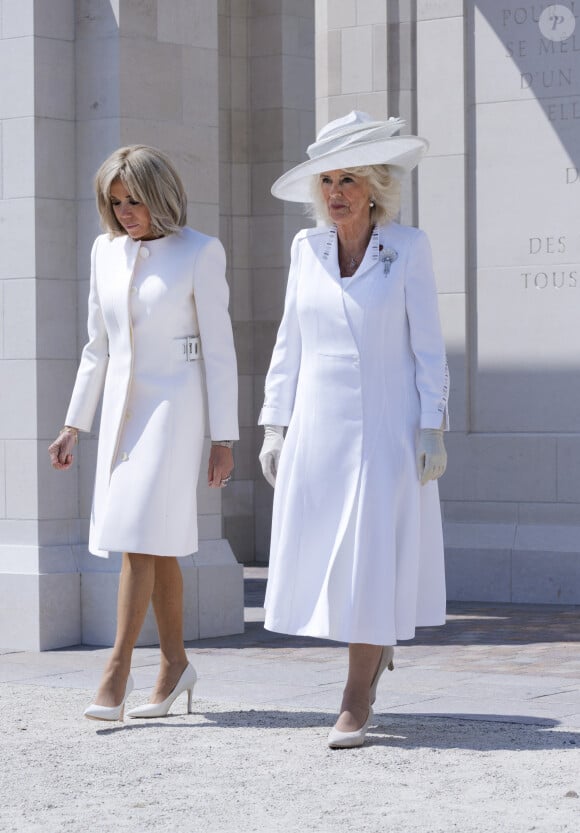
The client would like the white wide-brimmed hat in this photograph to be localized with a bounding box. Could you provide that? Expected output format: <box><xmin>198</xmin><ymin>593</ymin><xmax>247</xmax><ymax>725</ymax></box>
<box><xmin>271</xmin><ymin>110</ymin><xmax>428</xmax><ymax>203</ymax></box>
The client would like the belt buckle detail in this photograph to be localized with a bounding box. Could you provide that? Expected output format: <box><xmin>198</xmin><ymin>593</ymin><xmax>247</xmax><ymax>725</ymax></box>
<box><xmin>185</xmin><ymin>336</ymin><xmax>199</xmax><ymax>361</ymax></box>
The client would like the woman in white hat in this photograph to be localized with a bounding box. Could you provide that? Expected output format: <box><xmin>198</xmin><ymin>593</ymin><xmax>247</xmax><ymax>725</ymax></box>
<box><xmin>49</xmin><ymin>145</ymin><xmax>238</xmax><ymax>721</ymax></box>
<box><xmin>258</xmin><ymin>112</ymin><xmax>449</xmax><ymax>748</ymax></box>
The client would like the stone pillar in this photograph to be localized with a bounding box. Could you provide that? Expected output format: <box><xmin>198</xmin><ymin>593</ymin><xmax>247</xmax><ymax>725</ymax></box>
<box><xmin>218</xmin><ymin>1</ymin><xmax>255</xmax><ymax>562</ymax></box>
<box><xmin>414</xmin><ymin>3</ymin><xmax>471</xmax><ymax>590</ymax></box>
<box><xmin>219</xmin><ymin>0</ymin><xmax>315</xmax><ymax>562</ymax></box>
<box><xmin>0</xmin><ymin>0</ymin><xmax>243</xmax><ymax>650</ymax></box>
<box><xmin>0</xmin><ymin>0</ymin><xmax>81</xmax><ymax>651</ymax></box>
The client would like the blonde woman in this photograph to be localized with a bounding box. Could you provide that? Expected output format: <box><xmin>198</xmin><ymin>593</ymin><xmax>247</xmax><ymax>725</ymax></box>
<box><xmin>49</xmin><ymin>146</ymin><xmax>238</xmax><ymax>721</ymax></box>
<box><xmin>259</xmin><ymin>112</ymin><xmax>449</xmax><ymax>748</ymax></box>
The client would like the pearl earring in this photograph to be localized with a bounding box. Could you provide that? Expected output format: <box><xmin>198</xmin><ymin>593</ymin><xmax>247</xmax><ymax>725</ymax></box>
<box><xmin>369</xmin><ymin>200</ymin><xmax>375</xmax><ymax>208</ymax></box>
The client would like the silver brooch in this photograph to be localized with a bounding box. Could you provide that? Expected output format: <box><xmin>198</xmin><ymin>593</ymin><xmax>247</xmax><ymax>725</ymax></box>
<box><xmin>379</xmin><ymin>245</ymin><xmax>398</xmax><ymax>276</ymax></box>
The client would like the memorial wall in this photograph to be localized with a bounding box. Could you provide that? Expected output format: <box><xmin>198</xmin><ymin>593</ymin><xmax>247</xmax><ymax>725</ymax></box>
<box><xmin>427</xmin><ymin>1</ymin><xmax>580</xmax><ymax>602</ymax></box>
<box><xmin>472</xmin><ymin>1</ymin><xmax>580</xmax><ymax>432</ymax></box>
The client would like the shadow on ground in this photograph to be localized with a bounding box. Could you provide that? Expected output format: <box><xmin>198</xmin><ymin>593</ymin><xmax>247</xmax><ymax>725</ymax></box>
<box><xmin>94</xmin><ymin>708</ymin><xmax>580</xmax><ymax>751</ymax></box>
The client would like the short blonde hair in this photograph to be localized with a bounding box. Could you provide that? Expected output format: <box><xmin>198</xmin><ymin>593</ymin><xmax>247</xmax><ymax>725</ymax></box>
<box><xmin>308</xmin><ymin>164</ymin><xmax>401</xmax><ymax>226</ymax></box>
<box><xmin>94</xmin><ymin>145</ymin><xmax>187</xmax><ymax>237</ymax></box>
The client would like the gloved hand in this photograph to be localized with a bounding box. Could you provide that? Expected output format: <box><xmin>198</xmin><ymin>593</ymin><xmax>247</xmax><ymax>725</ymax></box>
<box><xmin>416</xmin><ymin>428</ymin><xmax>447</xmax><ymax>486</ymax></box>
<box><xmin>259</xmin><ymin>425</ymin><xmax>284</xmax><ymax>488</ymax></box>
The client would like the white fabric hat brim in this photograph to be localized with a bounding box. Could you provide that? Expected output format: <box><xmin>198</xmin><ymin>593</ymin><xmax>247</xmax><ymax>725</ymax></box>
<box><xmin>271</xmin><ymin>135</ymin><xmax>428</xmax><ymax>203</ymax></box>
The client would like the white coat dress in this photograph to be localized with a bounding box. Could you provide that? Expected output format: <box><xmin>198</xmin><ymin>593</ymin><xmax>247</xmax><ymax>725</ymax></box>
<box><xmin>259</xmin><ymin>223</ymin><xmax>449</xmax><ymax>645</ymax></box>
<box><xmin>65</xmin><ymin>228</ymin><xmax>239</xmax><ymax>558</ymax></box>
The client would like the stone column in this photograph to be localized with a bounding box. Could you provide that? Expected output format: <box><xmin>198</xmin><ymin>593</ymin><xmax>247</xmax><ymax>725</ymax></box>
<box><xmin>0</xmin><ymin>0</ymin><xmax>81</xmax><ymax>650</ymax></box>
<box><xmin>218</xmin><ymin>0</ymin><xmax>255</xmax><ymax>562</ymax></box>
<box><xmin>0</xmin><ymin>0</ymin><xmax>243</xmax><ymax>650</ymax></box>
<box><xmin>414</xmin><ymin>3</ymin><xmax>471</xmax><ymax>587</ymax></box>
<box><xmin>219</xmin><ymin>0</ymin><xmax>315</xmax><ymax>563</ymax></box>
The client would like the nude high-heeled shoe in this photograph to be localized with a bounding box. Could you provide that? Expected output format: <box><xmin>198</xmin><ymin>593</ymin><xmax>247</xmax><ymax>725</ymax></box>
<box><xmin>84</xmin><ymin>675</ymin><xmax>134</xmax><ymax>722</ymax></box>
<box><xmin>127</xmin><ymin>663</ymin><xmax>197</xmax><ymax>719</ymax></box>
<box><xmin>327</xmin><ymin>707</ymin><xmax>374</xmax><ymax>749</ymax></box>
<box><xmin>369</xmin><ymin>646</ymin><xmax>395</xmax><ymax>705</ymax></box>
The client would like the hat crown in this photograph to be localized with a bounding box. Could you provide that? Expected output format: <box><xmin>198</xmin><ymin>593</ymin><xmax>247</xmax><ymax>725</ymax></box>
<box><xmin>307</xmin><ymin>111</ymin><xmax>405</xmax><ymax>160</ymax></box>
<box><xmin>271</xmin><ymin>110</ymin><xmax>428</xmax><ymax>202</ymax></box>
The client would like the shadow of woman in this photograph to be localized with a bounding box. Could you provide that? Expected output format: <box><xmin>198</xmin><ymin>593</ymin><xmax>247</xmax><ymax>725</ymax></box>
<box><xmin>94</xmin><ymin>708</ymin><xmax>334</xmax><ymax>736</ymax></box>
<box><xmin>368</xmin><ymin>712</ymin><xmax>579</xmax><ymax>751</ymax></box>
<box><xmin>96</xmin><ymin>707</ymin><xmax>579</xmax><ymax>752</ymax></box>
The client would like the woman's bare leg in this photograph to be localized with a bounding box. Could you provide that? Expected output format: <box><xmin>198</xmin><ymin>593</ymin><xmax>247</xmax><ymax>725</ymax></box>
<box><xmin>148</xmin><ymin>556</ymin><xmax>189</xmax><ymax>703</ymax></box>
<box><xmin>334</xmin><ymin>643</ymin><xmax>383</xmax><ymax>732</ymax></box>
<box><xmin>93</xmin><ymin>552</ymin><xmax>155</xmax><ymax>707</ymax></box>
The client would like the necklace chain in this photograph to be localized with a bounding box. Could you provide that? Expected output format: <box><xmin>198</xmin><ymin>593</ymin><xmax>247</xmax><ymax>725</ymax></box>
<box><xmin>342</xmin><ymin>249</ymin><xmax>364</xmax><ymax>275</ymax></box>
<box><xmin>338</xmin><ymin>226</ymin><xmax>374</xmax><ymax>277</ymax></box>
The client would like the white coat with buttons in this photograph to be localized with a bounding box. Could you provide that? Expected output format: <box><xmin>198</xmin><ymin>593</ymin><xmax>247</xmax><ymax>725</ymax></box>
<box><xmin>259</xmin><ymin>223</ymin><xmax>448</xmax><ymax>645</ymax></box>
<box><xmin>66</xmin><ymin>228</ymin><xmax>239</xmax><ymax>558</ymax></box>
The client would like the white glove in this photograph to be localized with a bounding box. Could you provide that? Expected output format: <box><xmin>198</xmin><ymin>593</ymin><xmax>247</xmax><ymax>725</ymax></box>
<box><xmin>259</xmin><ymin>425</ymin><xmax>284</xmax><ymax>488</ymax></box>
<box><xmin>416</xmin><ymin>428</ymin><xmax>447</xmax><ymax>486</ymax></box>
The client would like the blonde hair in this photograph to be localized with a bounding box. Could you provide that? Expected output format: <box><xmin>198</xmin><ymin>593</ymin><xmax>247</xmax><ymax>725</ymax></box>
<box><xmin>94</xmin><ymin>145</ymin><xmax>187</xmax><ymax>237</ymax></box>
<box><xmin>308</xmin><ymin>164</ymin><xmax>401</xmax><ymax>226</ymax></box>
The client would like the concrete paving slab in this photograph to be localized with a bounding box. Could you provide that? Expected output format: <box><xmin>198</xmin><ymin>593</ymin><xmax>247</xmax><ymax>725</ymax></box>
<box><xmin>1</xmin><ymin>567</ymin><xmax>579</xmax><ymax>833</ymax></box>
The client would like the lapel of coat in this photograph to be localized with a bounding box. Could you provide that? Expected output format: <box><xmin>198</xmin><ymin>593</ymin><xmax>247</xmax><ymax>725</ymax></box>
<box><xmin>318</xmin><ymin>226</ymin><xmax>341</xmax><ymax>283</ymax></box>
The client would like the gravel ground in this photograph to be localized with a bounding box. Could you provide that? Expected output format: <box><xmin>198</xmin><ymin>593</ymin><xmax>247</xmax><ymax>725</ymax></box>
<box><xmin>2</xmin><ymin>684</ymin><xmax>579</xmax><ymax>833</ymax></box>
